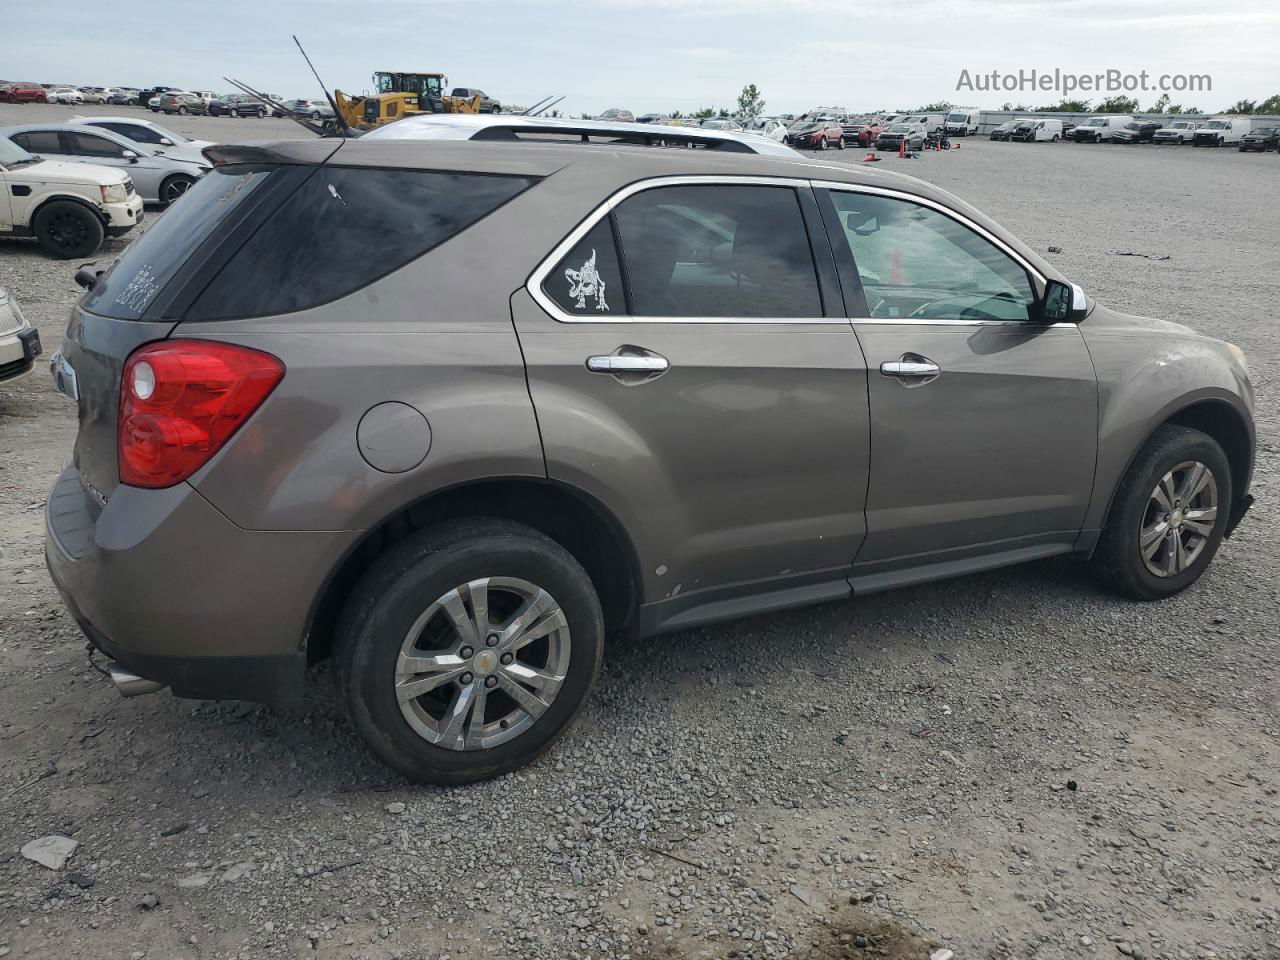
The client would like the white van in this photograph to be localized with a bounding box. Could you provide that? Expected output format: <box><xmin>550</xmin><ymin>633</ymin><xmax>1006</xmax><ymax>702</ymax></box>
<box><xmin>908</xmin><ymin>113</ymin><xmax>946</xmax><ymax>134</ymax></box>
<box><xmin>945</xmin><ymin>109</ymin><xmax>980</xmax><ymax>136</ymax></box>
<box><xmin>1011</xmin><ymin>118</ymin><xmax>1063</xmax><ymax>142</ymax></box>
<box><xmin>1193</xmin><ymin>117</ymin><xmax>1251</xmax><ymax>147</ymax></box>
<box><xmin>1071</xmin><ymin>115</ymin><xmax>1133</xmax><ymax>142</ymax></box>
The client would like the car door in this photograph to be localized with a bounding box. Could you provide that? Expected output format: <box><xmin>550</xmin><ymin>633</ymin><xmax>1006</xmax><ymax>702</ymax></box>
<box><xmin>512</xmin><ymin>177</ymin><xmax>871</xmax><ymax>627</ymax></box>
<box><xmin>814</xmin><ymin>184</ymin><xmax>1097</xmax><ymax>578</ymax></box>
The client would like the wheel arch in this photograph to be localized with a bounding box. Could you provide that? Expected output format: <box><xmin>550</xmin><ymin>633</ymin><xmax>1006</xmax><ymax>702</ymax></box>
<box><xmin>31</xmin><ymin>192</ymin><xmax>109</xmax><ymax>228</ymax></box>
<box><xmin>303</xmin><ymin>477</ymin><xmax>643</xmax><ymax>666</ymax></box>
<box><xmin>1097</xmin><ymin>397</ymin><xmax>1253</xmax><ymax>542</ymax></box>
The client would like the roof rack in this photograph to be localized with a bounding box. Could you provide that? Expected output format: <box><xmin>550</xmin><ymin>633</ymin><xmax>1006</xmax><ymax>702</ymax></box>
<box><xmin>469</xmin><ymin>124</ymin><xmax>756</xmax><ymax>153</ymax></box>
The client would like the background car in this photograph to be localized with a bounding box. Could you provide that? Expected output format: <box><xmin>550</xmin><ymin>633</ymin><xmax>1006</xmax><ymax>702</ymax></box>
<box><xmin>0</xmin><ymin>133</ymin><xmax>143</xmax><ymax>256</ymax></box>
<box><xmin>450</xmin><ymin>88</ymin><xmax>500</xmax><ymax>113</ymax></box>
<box><xmin>2</xmin><ymin>123</ymin><xmax>209</xmax><ymax>205</ymax></box>
<box><xmin>0</xmin><ymin>287</ymin><xmax>42</xmax><ymax>384</ymax></box>
<box><xmin>106</xmin><ymin>88</ymin><xmax>138</xmax><ymax>105</ymax></box>
<box><xmin>1111</xmin><ymin>120</ymin><xmax>1163</xmax><ymax>143</ymax></box>
<box><xmin>636</xmin><ymin>113</ymin><xmax>672</xmax><ymax>124</ymax></box>
<box><xmin>158</xmin><ymin>91</ymin><xmax>207</xmax><ymax>115</ymax></box>
<box><xmin>874</xmin><ymin>122</ymin><xmax>925</xmax><ymax>151</ymax></box>
<box><xmin>48</xmin><ymin>86</ymin><xmax>84</xmax><ymax>105</ymax></box>
<box><xmin>749</xmin><ymin>118</ymin><xmax>788</xmax><ymax>142</ymax></box>
<box><xmin>699</xmin><ymin>118</ymin><xmax>743</xmax><ymax>132</ymax></box>
<box><xmin>289</xmin><ymin>98</ymin><xmax>336</xmax><ymax>120</ymax></box>
<box><xmin>70</xmin><ymin>116</ymin><xmax>213</xmax><ymax>164</ymax></box>
<box><xmin>79</xmin><ymin>87</ymin><xmax>110</xmax><ymax>104</ymax></box>
<box><xmin>596</xmin><ymin>108</ymin><xmax>635</xmax><ymax>122</ymax></box>
<box><xmin>208</xmin><ymin>93</ymin><xmax>268</xmax><ymax>118</ymax></box>
<box><xmin>1238</xmin><ymin>126</ymin><xmax>1279</xmax><ymax>152</ymax></box>
<box><xmin>0</xmin><ymin>83</ymin><xmax>48</xmax><ymax>104</ymax></box>
<box><xmin>137</xmin><ymin>86</ymin><xmax>177</xmax><ymax>108</ymax></box>
<box><xmin>842</xmin><ymin>120</ymin><xmax>880</xmax><ymax>145</ymax></box>
<box><xmin>1153</xmin><ymin>120</ymin><xmax>1199</xmax><ymax>144</ymax></box>
<box><xmin>787</xmin><ymin>118</ymin><xmax>844</xmax><ymax>149</ymax></box>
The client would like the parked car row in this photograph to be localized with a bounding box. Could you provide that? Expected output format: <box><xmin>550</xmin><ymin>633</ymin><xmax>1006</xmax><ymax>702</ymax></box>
<box><xmin>983</xmin><ymin>114</ymin><xmax>1278</xmax><ymax>151</ymax></box>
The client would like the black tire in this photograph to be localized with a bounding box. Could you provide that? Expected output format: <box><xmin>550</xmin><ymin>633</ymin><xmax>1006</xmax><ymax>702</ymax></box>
<box><xmin>836</xmin><ymin>137</ymin><xmax>845</xmax><ymax>149</ymax></box>
<box><xmin>33</xmin><ymin>201</ymin><xmax>104</xmax><ymax>259</ymax></box>
<box><xmin>177</xmin><ymin>105</ymin><xmax>188</xmax><ymax>115</ymax></box>
<box><xmin>1092</xmin><ymin>425</ymin><xmax>1232</xmax><ymax>601</ymax></box>
<box><xmin>818</xmin><ymin>138</ymin><xmax>828</xmax><ymax>150</ymax></box>
<box><xmin>229</xmin><ymin>108</ymin><xmax>239</xmax><ymax>118</ymax></box>
<box><xmin>159</xmin><ymin>174</ymin><xmax>197</xmax><ymax>206</ymax></box>
<box><xmin>310</xmin><ymin>111</ymin><xmax>321</xmax><ymax>120</ymax></box>
<box><xmin>336</xmin><ymin>518</ymin><xmax>604</xmax><ymax>785</ymax></box>
<box><xmin>257</xmin><ymin>108</ymin><xmax>266</xmax><ymax>118</ymax></box>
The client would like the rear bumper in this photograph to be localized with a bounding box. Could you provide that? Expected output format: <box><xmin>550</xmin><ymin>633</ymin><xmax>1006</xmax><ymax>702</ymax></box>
<box><xmin>45</xmin><ymin>465</ymin><xmax>358</xmax><ymax>705</ymax></box>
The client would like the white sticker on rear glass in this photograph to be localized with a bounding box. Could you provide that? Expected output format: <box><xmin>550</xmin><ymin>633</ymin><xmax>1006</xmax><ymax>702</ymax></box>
<box><xmin>115</xmin><ymin>264</ymin><xmax>160</xmax><ymax>313</ymax></box>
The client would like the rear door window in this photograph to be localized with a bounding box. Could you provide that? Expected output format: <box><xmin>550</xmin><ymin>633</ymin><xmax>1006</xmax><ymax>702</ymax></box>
<box><xmin>188</xmin><ymin>168</ymin><xmax>536</xmax><ymax>320</ymax></box>
<box><xmin>12</xmin><ymin>131</ymin><xmax>62</xmax><ymax>153</ymax></box>
<box><xmin>66</xmin><ymin>132</ymin><xmax>127</xmax><ymax>158</ymax></box>
<box><xmin>543</xmin><ymin>219</ymin><xmax>625</xmax><ymax>315</ymax></box>
<box><xmin>612</xmin><ymin>184</ymin><xmax>822</xmax><ymax>318</ymax></box>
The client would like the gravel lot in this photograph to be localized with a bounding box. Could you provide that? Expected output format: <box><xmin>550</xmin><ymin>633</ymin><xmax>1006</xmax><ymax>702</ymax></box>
<box><xmin>2</xmin><ymin>104</ymin><xmax>1278</xmax><ymax>960</ymax></box>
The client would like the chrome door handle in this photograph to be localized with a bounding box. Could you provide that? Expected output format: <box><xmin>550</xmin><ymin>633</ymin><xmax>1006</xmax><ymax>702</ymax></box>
<box><xmin>880</xmin><ymin>360</ymin><xmax>939</xmax><ymax>377</ymax></box>
<box><xmin>586</xmin><ymin>355</ymin><xmax>669</xmax><ymax>374</ymax></box>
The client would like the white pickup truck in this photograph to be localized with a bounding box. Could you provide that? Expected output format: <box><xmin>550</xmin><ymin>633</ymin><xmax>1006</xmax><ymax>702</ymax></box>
<box><xmin>0</xmin><ymin>134</ymin><xmax>143</xmax><ymax>258</ymax></box>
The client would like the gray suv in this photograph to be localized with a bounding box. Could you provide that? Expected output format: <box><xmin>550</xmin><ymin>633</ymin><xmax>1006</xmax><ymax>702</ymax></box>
<box><xmin>45</xmin><ymin>134</ymin><xmax>1255</xmax><ymax>784</ymax></box>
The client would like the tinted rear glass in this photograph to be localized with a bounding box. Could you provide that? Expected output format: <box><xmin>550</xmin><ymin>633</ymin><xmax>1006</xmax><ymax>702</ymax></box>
<box><xmin>188</xmin><ymin>167</ymin><xmax>535</xmax><ymax>320</ymax></box>
<box><xmin>82</xmin><ymin>165</ymin><xmax>274</xmax><ymax>320</ymax></box>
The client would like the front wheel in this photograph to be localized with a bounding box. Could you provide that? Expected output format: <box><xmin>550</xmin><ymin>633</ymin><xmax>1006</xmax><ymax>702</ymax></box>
<box><xmin>818</xmin><ymin>138</ymin><xmax>828</xmax><ymax>150</ymax></box>
<box><xmin>33</xmin><ymin>201</ymin><xmax>104</xmax><ymax>259</ymax></box>
<box><xmin>159</xmin><ymin>174</ymin><xmax>196</xmax><ymax>205</ymax></box>
<box><xmin>836</xmin><ymin>137</ymin><xmax>845</xmax><ymax>149</ymax></box>
<box><xmin>1091</xmin><ymin>425</ymin><xmax>1232</xmax><ymax>600</ymax></box>
<box><xmin>337</xmin><ymin>519</ymin><xmax>604</xmax><ymax>785</ymax></box>
<box><xmin>229</xmin><ymin>108</ymin><xmax>239</xmax><ymax>118</ymax></box>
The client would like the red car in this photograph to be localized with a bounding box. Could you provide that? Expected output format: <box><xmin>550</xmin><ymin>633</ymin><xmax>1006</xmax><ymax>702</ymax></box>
<box><xmin>0</xmin><ymin>82</ymin><xmax>49</xmax><ymax>104</ymax></box>
<box><xmin>786</xmin><ymin>118</ymin><xmax>845</xmax><ymax>150</ymax></box>
<box><xmin>841</xmin><ymin>121</ymin><xmax>882</xmax><ymax>146</ymax></box>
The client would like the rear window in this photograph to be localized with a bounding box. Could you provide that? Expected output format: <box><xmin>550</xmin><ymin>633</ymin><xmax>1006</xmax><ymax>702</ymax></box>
<box><xmin>188</xmin><ymin>167</ymin><xmax>535</xmax><ymax>320</ymax></box>
<box><xmin>82</xmin><ymin>164</ymin><xmax>275</xmax><ymax>320</ymax></box>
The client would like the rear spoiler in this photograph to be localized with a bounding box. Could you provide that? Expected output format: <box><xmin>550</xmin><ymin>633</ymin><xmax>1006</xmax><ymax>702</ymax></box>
<box><xmin>201</xmin><ymin>140</ymin><xmax>346</xmax><ymax>167</ymax></box>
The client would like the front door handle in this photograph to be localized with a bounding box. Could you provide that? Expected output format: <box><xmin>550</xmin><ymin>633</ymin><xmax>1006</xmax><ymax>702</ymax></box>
<box><xmin>880</xmin><ymin>353</ymin><xmax>940</xmax><ymax>386</ymax></box>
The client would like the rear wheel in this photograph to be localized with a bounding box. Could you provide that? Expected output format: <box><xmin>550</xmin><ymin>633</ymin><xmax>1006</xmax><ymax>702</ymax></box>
<box><xmin>337</xmin><ymin>518</ymin><xmax>604</xmax><ymax>784</ymax></box>
<box><xmin>1091</xmin><ymin>425</ymin><xmax>1232</xmax><ymax>600</ymax></box>
<box><xmin>229</xmin><ymin>108</ymin><xmax>239</xmax><ymax>118</ymax></box>
<box><xmin>177</xmin><ymin>105</ymin><xmax>188</xmax><ymax>115</ymax></box>
<box><xmin>159</xmin><ymin>174</ymin><xmax>196</xmax><ymax>205</ymax></box>
<box><xmin>33</xmin><ymin>201</ymin><xmax>104</xmax><ymax>259</ymax></box>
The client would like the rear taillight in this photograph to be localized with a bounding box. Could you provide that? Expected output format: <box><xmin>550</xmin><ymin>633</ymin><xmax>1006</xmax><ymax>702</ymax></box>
<box><xmin>119</xmin><ymin>340</ymin><xmax>284</xmax><ymax>488</ymax></box>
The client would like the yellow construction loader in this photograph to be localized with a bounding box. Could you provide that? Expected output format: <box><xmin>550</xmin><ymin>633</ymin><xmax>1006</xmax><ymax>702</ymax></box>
<box><xmin>334</xmin><ymin>71</ymin><xmax>482</xmax><ymax>130</ymax></box>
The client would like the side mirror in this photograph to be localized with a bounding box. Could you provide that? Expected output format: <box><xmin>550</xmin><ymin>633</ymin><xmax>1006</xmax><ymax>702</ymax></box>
<box><xmin>122</xmin><ymin>150</ymin><xmax>138</xmax><ymax>162</ymax></box>
<box><xmin>159</xmin><ymin>138</ymin><xmax>173</xmax><ymax>146</ymax></box>
<box><xmin>1043</xmin><ymin>279</ymin><xmax>1088</xmax><ymax>323</ymax></box>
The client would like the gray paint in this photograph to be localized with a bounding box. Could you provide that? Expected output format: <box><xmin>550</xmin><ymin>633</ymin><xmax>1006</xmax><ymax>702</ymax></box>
<box><xmin>357</xmin><ymin>402</ymin><xmax>432</xmax><ymax>474</ymax></box>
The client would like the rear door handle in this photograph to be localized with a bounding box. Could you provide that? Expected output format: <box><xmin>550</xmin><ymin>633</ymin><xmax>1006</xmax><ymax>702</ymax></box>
<box><xmin>586</xmin><ymin>355</ymin><xmax>669</xmax><ymax>374</ymax></box>
<box><xmin>880</xmin><ymin>359</ymin><xmax>939</xmax><ymax>377</ymax></box>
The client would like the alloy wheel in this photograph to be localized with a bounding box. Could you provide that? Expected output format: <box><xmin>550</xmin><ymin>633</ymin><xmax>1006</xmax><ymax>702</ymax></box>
<box><xmin>162</xmin><ymin>177</ymin><xmax>194</xmax><ymax>203</ymax></box>
<box><xmin>47</xmin><ymin>210</ymin><xmax>89</xmax><ymax>250</ymax></box>
<box><xmin>394</xmin><ymin>577</ymin><xmax>571</xmax><ymax>751</ymax></box>
<box><xmin>1139</xmin><ymin>460</ymin><xmax>1218</xmax><ymax>577</ymax></box>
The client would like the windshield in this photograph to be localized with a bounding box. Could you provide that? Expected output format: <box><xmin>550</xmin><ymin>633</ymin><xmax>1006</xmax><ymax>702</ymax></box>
<box><xmin>791</xmin><ymin>122</ymin><xmax>820</xmax><ymax>132</ymax></box>
<box><xmin>0</xmin><ymin>136</ymin><xmax>36</xmax><ymax>166</ymax></box>
<box><xmin>1256</xmin><ymin>127</ymin><xmax>1278</xmax><ymax>135</ymax></box>
<box><xmin>1084</xmin><ymin>118</ymin><xmax>1107</xmax><ymax>126</ymax></box>
<box><xmin>947</xmin><ymin>112</ymin><xmax>967</xmax><ymax>121</ymax></box>
<box><xmin>1203</xmin><ymin>120</ymin><xmax>1228</xmax><ymax>129</ymax></box>
<box><xmin>889</xmin><ymin>124</ymin><xmax>911</xmax><ymax>132</ymax></box>
<box><xmin>1169</xmin><ymin>122</ymin><xmax>1192</xmax><ymax>129</ymax></box>
<box><xmin>147</xmin><ymin>123</ymin><xmax>189</xmax><ymax>143</ymax></box>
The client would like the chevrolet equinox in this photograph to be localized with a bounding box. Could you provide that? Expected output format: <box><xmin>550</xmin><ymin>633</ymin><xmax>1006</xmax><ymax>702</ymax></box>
<box><xmin>46</xmin><ymin>134</ymin><xmax>1255</xmax><ymax>784</ymax></box>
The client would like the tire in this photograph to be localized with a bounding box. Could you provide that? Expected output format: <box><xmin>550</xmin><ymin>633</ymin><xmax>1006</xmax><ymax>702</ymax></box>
<box><xmin>1052</xmin><ymin>134</ymin><xmax>1060</xmax><ymax>142</ymax></box>
<box><xmin>229</xmin><ymin>108</ymin><xmax>239</xmax><ymax>118</ymax></box>
<box><xmin>159</xmin><ymin>174</ymin><xmax>197</xmax><ymax>205</ymax></box>
<box><xmin>1217</xmin><ymin>137</ymin><xmax>1224</xmax><ymax>148</ymax></box>
<box><xmin>257</xmin><ymin>108</ymin><xmax>266</xmax><ymax>118</ymax></box>
<box><xmin>33</xmin><ymin>201</ymin><xmax>104</xmax><ymax>259</ymax></box>
<box><xmin>836</xmin><ymin>137</ymin><xmax>845</xmax><ymax>150</ymax></box>
<box><xmin>336</xmin><ymin>518</ymin><xmax>605</xmax><ymax>785</ymax></box>
<box><xmin>818</xmin><ymin>138</ymin><xmax>828</xmax><ymax>150</ymax></box>
<box><xmin>177</xmin><ymin>105</ymin><xmax>188</xmax><ymax>115</ymax></box>
<box><xmin>311</xmin><ymin>111</ymin><xmax>321</xmax><ymax>120</ymax></box>
<box><xmin>1091</xmin><ymin>425</ymin><xmax>1232</xmax><ymax>601</ymax></box>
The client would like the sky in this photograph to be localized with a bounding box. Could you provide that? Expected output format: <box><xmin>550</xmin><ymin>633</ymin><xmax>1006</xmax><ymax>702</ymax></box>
<box><xmin>7</xmin><ymin>0</ymin><xmax>1278</xmax><ymax>116</ymax></box>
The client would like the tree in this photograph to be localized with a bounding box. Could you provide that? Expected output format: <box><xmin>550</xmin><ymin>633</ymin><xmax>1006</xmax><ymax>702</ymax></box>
<box><xmin>1095</xmin><ymin>96</ymin><xmax>1138</xmax><ymax>113</ymax></box>
<box><xmin>693</xmin><ymin>106</ymin><xmax>716</xmax><ymax>119</ymax></box>
<box><xmin>669</xmin><ymin>110</ymin><xmax>684</xmax><ymax>119</ymax></box>
<box><xmin>717</xmin><ymin>107</ymin><xmax>731</xmax><ymax>119</ymax></box>
<box><xmin>914</xmin><ymin>100</ymin><xmax>952</xmax><ymax>113</ymax></box>
<box><xmin>1182</xmin><ymin>106</ymin><xmax>1203</xmax><ymax>115</ymax></box>
<box><xmin>1225</xmin><ymin>98</ymin><xmax>1257</xmax><ymax>114</ymax></box>
<box><xmin>737</xmin><ymin>84</ymin><xmax>765</xmax><ymax>123</ymax></box>
<box><xmin>1000</xmin><ymin>101</ymin><xmax>1033</xmax><ymax>112</ymax></box>
<box><xmin>1258</xmin><ymin>94</ymin><xmax>1280</xmax><ymax>115</ymax></box>
<box><xmin>1148</xmin><ymin>93</ymin><xmax>1170</xmax><ymax>114</ymax></box>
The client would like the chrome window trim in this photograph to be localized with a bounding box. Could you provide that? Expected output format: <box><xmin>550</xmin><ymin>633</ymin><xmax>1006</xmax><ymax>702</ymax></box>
<box><xmin>526</xmin><ymin>175</ymin><xmax>850</xmax><ymax>325</ymax></box>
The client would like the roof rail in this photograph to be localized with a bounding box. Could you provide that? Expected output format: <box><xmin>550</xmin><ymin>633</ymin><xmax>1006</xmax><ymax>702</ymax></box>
<box><xmin>469</xmin><ymin>124</ymin><xmax>756</xmax><ymax>153</ymax></box>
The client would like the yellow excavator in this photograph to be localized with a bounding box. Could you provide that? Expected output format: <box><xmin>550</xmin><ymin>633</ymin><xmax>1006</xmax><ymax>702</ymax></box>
<box><xmin>334</xmin><ymin>71</ymin><xmax>483</xmax><ymax>130</ymax></box>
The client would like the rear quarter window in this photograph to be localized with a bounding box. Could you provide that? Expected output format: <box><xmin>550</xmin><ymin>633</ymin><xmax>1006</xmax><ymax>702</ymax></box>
<box><xmin>188</xmin><ymin>167</ymin><xmax>535</xmax><ymax>320</ymax></box>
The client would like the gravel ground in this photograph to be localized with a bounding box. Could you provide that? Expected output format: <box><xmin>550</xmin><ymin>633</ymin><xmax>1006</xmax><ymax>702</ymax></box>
<box><xmin>1</xmin><ymin>105</ymin><xmax>1278</xmax><ymax>960</ymax></box>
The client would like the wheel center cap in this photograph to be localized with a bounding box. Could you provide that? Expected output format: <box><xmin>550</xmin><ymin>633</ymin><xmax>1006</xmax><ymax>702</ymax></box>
<box><xmin>1171</xmin><ymin>509</ymin><xmax>1185</xmax><ymax>528</ymax></box>
<box><xmin>472</xmin><ymin>650</ymin><xmax>499</xmax><ymax>676</ymax></box>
